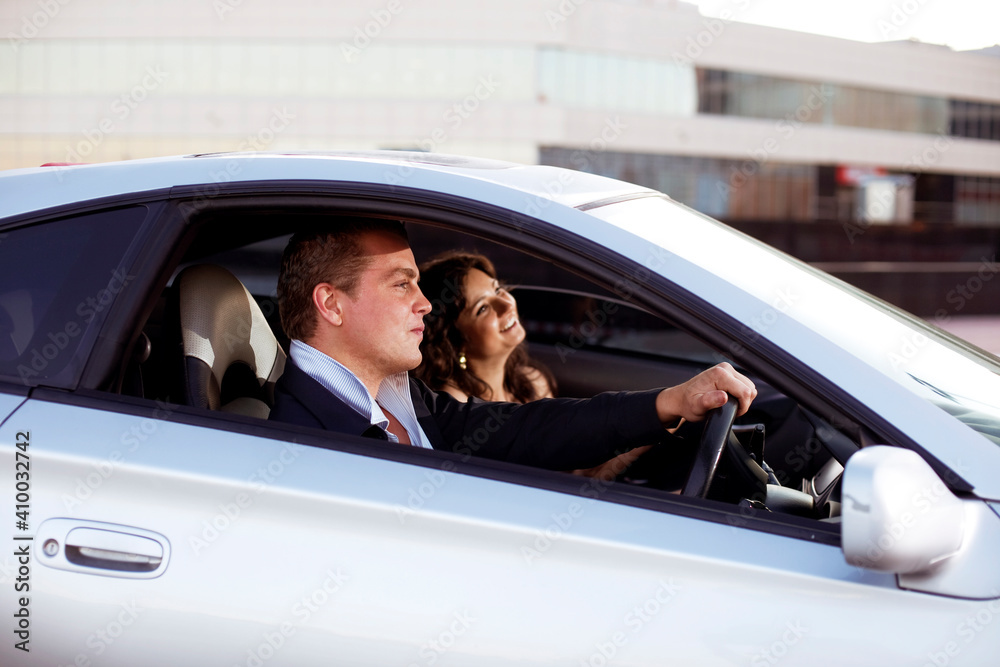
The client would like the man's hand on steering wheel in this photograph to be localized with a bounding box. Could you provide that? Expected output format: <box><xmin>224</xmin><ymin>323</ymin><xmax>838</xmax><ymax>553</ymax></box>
<box><xmin>654</xmin><ymin>362</ymin><xmax>757</xmax><ymax>428</ymax></box>
<box><xmin>568</xmin><ymin>364</ymin><xmax>755</xmax><ymax>489</ymax></box>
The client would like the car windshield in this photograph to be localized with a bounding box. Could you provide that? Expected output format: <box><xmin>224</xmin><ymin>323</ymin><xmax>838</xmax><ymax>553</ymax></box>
<box><xmin>586</xmin><ymin>195</ymin><xmax>1000</xmax><ymax>447</ymax></box>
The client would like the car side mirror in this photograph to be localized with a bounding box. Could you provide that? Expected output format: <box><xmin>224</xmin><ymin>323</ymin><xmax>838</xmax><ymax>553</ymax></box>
<box><xmin>842</xmin><ymin>445</ymin><xmax>963</xmax><ymax>573</ymax></box>
<box><xmin>841</xmin><ymin>445</ymin><xmax>1000</xmax><ymax>599</ymax></box>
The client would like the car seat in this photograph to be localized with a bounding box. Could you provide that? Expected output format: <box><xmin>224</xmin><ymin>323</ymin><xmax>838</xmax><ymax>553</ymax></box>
<box><xmin>176</xmin><ymin>264</ymin><xmax>286</xmax><ymax>418</ymax></box>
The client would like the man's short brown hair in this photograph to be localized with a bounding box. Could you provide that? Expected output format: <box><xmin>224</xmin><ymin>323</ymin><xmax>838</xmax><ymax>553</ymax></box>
<box><xmin>277</xmin><ymin>220</ymin><xmax>409</xmax><ymax>342</ymax></box>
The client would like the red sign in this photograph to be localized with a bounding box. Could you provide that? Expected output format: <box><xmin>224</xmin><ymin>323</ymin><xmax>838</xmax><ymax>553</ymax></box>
<box><xmin>836</xmin><ymin>165</ymin><xmax>888</xmax><ymax>186</ymax></box>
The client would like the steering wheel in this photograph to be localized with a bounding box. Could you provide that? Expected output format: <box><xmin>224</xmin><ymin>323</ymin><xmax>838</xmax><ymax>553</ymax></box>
<box><xmin>681</xmin><ymin>395</ymin><xmax>740</xmax><ymax>498</ymax></box>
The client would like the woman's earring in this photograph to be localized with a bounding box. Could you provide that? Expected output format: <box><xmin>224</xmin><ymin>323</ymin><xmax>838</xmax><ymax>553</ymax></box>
<box><xmin>458</xmin><ymin>352</ymin><xmax>467</xmax><ymax>370</ymax></box>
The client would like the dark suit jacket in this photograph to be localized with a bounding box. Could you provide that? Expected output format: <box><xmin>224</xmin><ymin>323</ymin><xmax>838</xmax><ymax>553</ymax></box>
<box><xmin>269</xmin><ymin>361</ymin><xmax>666</xmax><ymax>470</ymax></box>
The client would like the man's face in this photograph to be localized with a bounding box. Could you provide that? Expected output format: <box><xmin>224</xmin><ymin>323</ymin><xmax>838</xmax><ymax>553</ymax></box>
<box><xmin>337</xmin><ymin>230</ymin><xmax>431</xmax><ymax>382</ymax></box>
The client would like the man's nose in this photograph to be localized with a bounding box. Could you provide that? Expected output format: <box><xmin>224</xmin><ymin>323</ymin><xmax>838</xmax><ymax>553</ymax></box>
<box><xmin>415</xmin><ymin>288</ymin><xmax>432</xmax><ymax>315</ymax></box>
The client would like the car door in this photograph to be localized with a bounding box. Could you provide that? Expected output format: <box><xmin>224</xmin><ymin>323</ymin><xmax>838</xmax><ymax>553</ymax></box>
<box><xmin>5</xmin><ymin>390</ymin><xmax>998</xmax><ymax>666</ymax></box>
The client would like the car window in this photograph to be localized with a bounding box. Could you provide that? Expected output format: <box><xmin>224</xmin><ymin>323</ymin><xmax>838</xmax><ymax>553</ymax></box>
<box><xmin>109</xmin><ymin>204</ymin><xmax>850</xmax><ymax>536</ymax></box>
<box><xmin>514</xmin><ymin>286</ymin><xmax>721</xmax><ymax>365</ymax></box>
<box><xmin>587</xmin><ymin>195</ymin><xmax>1000</xmax><ymax>449</ymax></box>
<box><xmin>177</xmin><ymin>234</ymin><xmax>289</xmax><ymax>297</ymax></box>
<box><xmin>0</xmin><ymin>206</ymin><xmax>148</xmax><ymax>388</ymax></box>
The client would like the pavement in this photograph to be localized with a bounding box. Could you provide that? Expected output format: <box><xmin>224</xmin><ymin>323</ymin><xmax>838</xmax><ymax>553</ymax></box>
<box><xmin>930</xmin><ymin>315</ymin><xmax>1000</xmax><ymax>357</ymax></box>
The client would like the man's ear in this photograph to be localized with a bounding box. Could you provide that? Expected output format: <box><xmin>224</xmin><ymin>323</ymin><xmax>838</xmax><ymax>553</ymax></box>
<box><xmin>312</xmin><ymin>283</ymin><xmax>344</xmax><ymax>327</ymax></box>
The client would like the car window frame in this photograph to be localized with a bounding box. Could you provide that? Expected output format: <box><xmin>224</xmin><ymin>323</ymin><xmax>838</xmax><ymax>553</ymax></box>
<box><xmin>12</xmin><ymin>179</ymin><xmax>971</xmax><ymax>543</ymax></box>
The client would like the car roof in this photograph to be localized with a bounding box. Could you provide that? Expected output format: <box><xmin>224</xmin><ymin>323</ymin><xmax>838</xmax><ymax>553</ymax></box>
<box><xmin>0</xmin><ymin>151</ymin><xmax>657</xmax><ymax>220</ymax></box>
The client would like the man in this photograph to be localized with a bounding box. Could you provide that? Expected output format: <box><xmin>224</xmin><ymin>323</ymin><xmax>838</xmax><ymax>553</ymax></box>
<box><xmin>269</xmin><ymin>220</ymin><xmax>757</xmax><ymax>470</ymax></box>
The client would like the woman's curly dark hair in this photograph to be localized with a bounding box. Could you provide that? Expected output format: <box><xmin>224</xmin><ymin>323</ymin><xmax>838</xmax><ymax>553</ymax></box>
<box><xmin>414</xmin><ymin>251</ymin><xmax>553</xmax><ymax>403</ymax></box>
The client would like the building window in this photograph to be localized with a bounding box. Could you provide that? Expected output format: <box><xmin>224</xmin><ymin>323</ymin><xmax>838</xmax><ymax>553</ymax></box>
<box><xmin>539</xmin><ymin>147</ymin><xmax>816</xmax><ymax>223</ymax></box>
<box><xmin>956</xmin><ymin>176</ymin><xmax>1000</xmax><ymax>225</ymax></box>
<box><xmin>696</xmin><ymin>68</ymin><xmax>998</xmax><ymax>140</ymax></box>
<box><xmin>950</xmin><ymin>100</ymin><xmax>1000</xmax><ymax>142</ymax></box>
<box><xmin>538</xmin><ymin>47</ymin><xmax>697</xmax><ymax>115</ymax></box>
<box><xmin>696</xmin><ymin>69</ymin><xmax>830</xmax><ymax>125</ymax></box>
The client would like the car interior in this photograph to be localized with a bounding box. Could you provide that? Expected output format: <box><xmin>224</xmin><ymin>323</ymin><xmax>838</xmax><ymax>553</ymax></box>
<box><xmin>106</xmin><ymin>200</ymin><xmax>852</xmax><ymax>534</ymax></box>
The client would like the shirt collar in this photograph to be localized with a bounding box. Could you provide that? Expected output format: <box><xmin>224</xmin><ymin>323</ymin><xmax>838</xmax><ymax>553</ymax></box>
<box><xmin>288</xmin><ymin>340</ymin><xmax>433</xmax><ymax>448</ymax></box>
<box><xmin>289</xmin><ymin>339</ymin><xmax>388</xmax><ymax>431</ymax></box>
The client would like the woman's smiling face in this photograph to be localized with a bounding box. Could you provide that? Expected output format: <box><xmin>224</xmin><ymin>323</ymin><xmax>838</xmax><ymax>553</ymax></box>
<box><xmin>455</xmin><ymin>268</ymin><xmax>525</xmax><ymax>362</ymax></box>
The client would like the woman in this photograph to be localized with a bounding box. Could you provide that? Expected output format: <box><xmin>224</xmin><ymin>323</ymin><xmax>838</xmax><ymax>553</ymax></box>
<box><xmin>414</xmin><ymin>251</ymin><xmax>554</xmax><ymax>403</ymax></box>
<box><xmin>415</xmin><ymin>250</ymin><xmax>654</xmax><ymax>481</ymax></box>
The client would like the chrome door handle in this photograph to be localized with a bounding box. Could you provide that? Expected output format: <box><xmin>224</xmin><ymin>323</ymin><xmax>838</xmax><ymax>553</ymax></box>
<box><xmin>36</xmin><ymin>519</ymin><xmax>170</xmax><ymax>579</ymax></box>
<box><xmin>65</xmin><ymin>527</ymin><xmax>163</xmax><ymax>572</ymax></box>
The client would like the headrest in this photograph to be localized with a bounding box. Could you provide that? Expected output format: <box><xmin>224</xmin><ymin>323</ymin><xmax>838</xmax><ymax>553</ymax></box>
<box><xmin>177</xmin><ymin>264</ymin><xmax>285</xmax><ymax>413</ymax></box>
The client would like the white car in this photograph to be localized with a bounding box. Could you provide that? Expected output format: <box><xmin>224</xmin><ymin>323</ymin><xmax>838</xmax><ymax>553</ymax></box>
<box><xmin>1</xmin><ymin>152</ymin><xmax>999</xmax><ymax>666</ymax></box>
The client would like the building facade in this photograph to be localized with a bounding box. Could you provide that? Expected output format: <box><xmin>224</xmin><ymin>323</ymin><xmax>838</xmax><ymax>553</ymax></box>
<box><xmin>2</xmin><ymin>0</ymin><xmax>999</xmax><ymax>233</ymax></box>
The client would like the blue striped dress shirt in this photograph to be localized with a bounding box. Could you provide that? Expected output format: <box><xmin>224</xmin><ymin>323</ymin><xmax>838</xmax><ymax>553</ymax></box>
<box><xmin>289</xmin><ymin>339</ymin><xmax>433</xmax><ymax>449</ymax></box>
